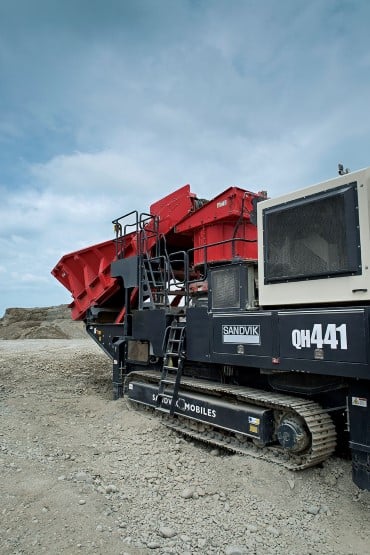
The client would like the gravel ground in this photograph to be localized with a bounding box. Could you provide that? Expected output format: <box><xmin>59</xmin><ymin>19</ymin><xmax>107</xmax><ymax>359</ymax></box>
<box><xmin>0</xmin><ymin>338</ymin><xmax>369</xmax><ymax>555</ymax></box>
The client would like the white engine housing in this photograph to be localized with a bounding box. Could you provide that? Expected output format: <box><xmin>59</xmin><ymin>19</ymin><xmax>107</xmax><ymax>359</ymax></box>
<box><xmin>257</xmin><ymin>167</ymin><xmax>370</xmax><ymax>307</ymax></box>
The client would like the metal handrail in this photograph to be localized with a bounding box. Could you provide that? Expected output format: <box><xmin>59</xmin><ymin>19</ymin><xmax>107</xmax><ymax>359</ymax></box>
<box><xmin>112</xmin><ymin>210</ymin><xmax>139</xmax><ymax>258</ymax></box>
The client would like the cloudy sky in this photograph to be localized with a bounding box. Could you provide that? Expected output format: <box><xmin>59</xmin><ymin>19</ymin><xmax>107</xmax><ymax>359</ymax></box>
<box><xmin>1</xmin><ymin>0</ymin><xmax>370</xmax><ymax>317</ymax></box>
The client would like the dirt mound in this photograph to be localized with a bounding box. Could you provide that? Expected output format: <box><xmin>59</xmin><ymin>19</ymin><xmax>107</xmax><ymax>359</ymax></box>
<box><xmin>0</xmin><ymin>305</ymin><xmax>86</xmax><ymax>339</ymax></box>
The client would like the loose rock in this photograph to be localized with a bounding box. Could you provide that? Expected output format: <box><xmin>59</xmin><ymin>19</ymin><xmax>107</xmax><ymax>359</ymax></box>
<box><xmin>180</xmin><ymin>487</ymin><xmax>194</xmax><ymax>499</ymax></box>
<box><xmin>159</xmin><ymin>526</ymin><xmax>177</xmax><ymax>539</ymax></box>
<box><xmin>147</xmin><ymin>541</ymin><xmax>161</xmax><ymax>549</ymax></box>
<box><xmin>225</xmin><ymin>546</ymin><xmax>246</xmax><ymax>555</ymax></box>
<box><xmin>105</xmin><ymin>484</ymin><xmax>118</xmax><ymax>493</ymax></box>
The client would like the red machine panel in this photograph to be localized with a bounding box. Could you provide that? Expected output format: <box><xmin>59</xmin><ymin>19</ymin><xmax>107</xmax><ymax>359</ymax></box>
<box><xmin>150</xmin><ymin>184</ymin><xmax>197</xmax><ymax>233</ymax></box>
<box><xmin>176</xmin><ymin>187</ymin><xmax>260</xmax><ymax>266</ymax></box>
<box><xmin>193</xmin><ymin>221</ymin><xmax>258</xmax><ymax>265</ymax></box>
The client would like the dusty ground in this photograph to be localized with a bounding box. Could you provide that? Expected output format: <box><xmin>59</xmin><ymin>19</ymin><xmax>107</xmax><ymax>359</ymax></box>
<box><xmin>0</xmin><ymin>333</ymin><xmax>370</xmax><ymax>553</ymax></box>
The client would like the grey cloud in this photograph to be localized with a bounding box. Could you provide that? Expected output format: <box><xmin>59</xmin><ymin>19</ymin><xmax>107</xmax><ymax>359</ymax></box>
<box><xmin>1</xmin><ymin>0</ymin><xmax>370</xmax><ymax>316</ymax></box>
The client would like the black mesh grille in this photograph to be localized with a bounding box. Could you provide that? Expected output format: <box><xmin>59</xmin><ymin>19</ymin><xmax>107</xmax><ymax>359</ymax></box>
<box><xmin>264</xmin><ymin>184</ymin><xmax>360</xmax><ymax>283</ymax></box>
<box><xmin>212</xmin><ymin>266</ymin><xmax>240</xmax><ymax>309</ymax></box>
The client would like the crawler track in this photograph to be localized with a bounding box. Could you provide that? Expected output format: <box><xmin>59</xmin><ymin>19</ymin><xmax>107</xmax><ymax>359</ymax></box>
<box><xmin>126</xmin><ymin>370</ymin><xmax>337</xmax><ymax>471</ymax></box>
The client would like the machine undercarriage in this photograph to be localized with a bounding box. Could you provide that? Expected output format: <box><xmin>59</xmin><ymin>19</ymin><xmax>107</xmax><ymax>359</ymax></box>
<box><xmin>126</xmin><ymin>369</ymin><xmax>337</xmax><ymax>471</ymax></box>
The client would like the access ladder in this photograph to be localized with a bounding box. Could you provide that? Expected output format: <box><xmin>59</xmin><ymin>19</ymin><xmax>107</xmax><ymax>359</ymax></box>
<box><xmin>156</xmin><ymin>321</ymin><xmax>186</xmax><ymax>416</ymax></box>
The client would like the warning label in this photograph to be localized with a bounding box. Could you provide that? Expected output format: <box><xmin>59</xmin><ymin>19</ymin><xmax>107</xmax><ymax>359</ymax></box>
<box><xmin>352</xmin><ymin>397</ymin><xmax>367</xmax><ymax>408</ymax></box>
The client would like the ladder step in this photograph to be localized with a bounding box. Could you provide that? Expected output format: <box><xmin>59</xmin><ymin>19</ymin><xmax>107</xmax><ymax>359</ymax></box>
<box><xmin>160</xmin><ymin>378</ymin><xmax>176</xmax><ymax>385</ymax></box>
<box><xmin>162</xmin><ymin>365</ymin><xmax>179</xmax><ymax>371</ymax></box>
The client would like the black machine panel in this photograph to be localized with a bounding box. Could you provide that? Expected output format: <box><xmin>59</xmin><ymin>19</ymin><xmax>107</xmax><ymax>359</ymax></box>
<box><xmin>132</xmin><ymin>309</ymin><xmax>167</xmax><ymax>356</ymax></box>
<box><xmin>190</xmin><ymin>306</ymin><xmax>370</xmax><ymax>378</ymax></box>
<box><xmin>111</xmin><ymin>256</ymin><xmax>139</xmax><ymax>287</ymax></box>
<box><xmin>278</xmin><ymin>308</ymin><xmax>368</xmax><ymax>364</ymax></box>
<box><xmin>212</xmin><ymin>312</ymin><xmax>273</xmax><ymax>357</ymax></box>
<box><xmin>186</xmin><ymin>307</ymin><xmax>211</xmax><ymax>362</ymax></box>
<box><xmin>348</xmin><ymin>380</ymin><xmax>370</xmax><ymax>490</ymax></box>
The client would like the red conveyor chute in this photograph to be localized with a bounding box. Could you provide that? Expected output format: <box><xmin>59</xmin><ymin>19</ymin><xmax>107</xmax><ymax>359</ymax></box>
<box><xmin>51</xmin><ymin>239</ymin><xmax>119</xmax><ymax>321</ymax></box>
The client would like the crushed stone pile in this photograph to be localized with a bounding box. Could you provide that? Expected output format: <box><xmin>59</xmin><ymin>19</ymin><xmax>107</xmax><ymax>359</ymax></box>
<box><xmin>0</xmin><ymin>305</ymin><xmax>86</xmax><ymax>340</ymax></box>
<box><xmin>0</xmin><ymin>339</ymin><xmax>369</xmax><ymax>554</ymax></box>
